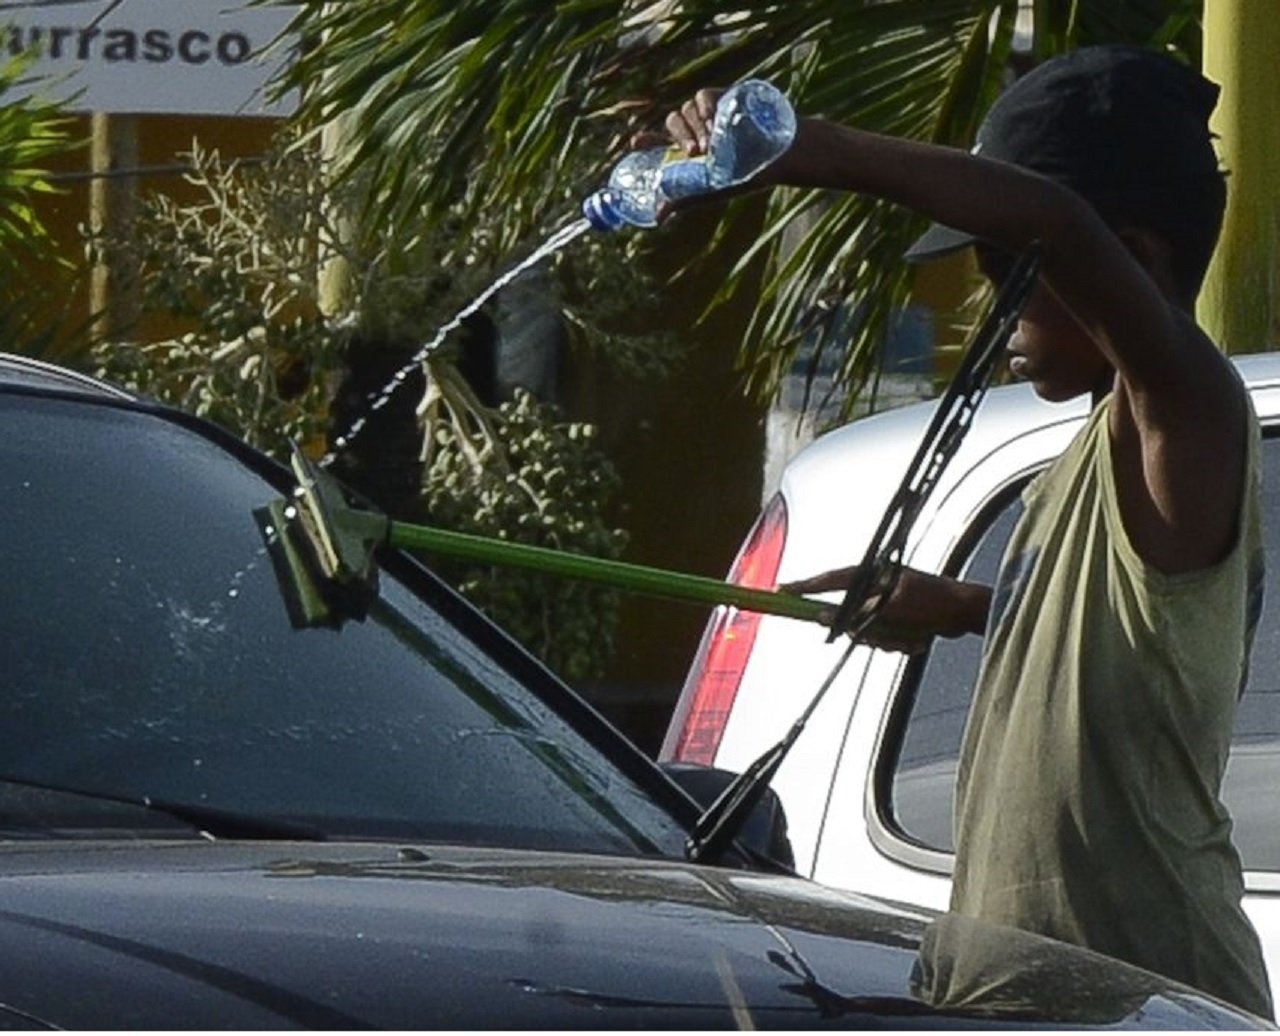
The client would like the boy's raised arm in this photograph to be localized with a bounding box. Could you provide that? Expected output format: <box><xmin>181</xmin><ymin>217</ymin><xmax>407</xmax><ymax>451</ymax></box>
<box><xmin>664</xmin><ymin>58</ymin><xmax>1244</xmax><ymax>575</ymax></box>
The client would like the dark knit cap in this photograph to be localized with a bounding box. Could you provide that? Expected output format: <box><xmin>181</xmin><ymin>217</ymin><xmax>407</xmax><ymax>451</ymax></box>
<box><xmin>906</xmin><ymin>45</ymin><xmax>1223</xmax><ymax>260</ymax></box>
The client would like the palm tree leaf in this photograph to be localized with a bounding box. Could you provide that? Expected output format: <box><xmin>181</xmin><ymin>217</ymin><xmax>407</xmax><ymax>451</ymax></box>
<box><xmin>257</xmin><ymin>0</ymin><xmax>1205</xmax><ymax>412</ymax></box>
<box><xmin>0</xmin><ymin>54</ymin><xmax>79</xmax><ymax>353</ymax></box>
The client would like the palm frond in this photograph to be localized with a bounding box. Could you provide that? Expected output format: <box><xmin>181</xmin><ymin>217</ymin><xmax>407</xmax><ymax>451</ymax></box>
<box><xmin>256</xmin><ymin>0</ymin><xmax>1205</xmax><ymax>413</ymax></box>
<box><xmin>0</xmin><ymin>53</ymin><xmax>80</xmax><ymax>354</ymax></box>
<box><xmin>646</xmin><ymin>0</ymin><xmax>1017</xmax><ymax>414</ymax></box>
<box><xmin>264</xmin><ymin>0</ymin><xmax>633</xmax><ymax>257</ymax></box>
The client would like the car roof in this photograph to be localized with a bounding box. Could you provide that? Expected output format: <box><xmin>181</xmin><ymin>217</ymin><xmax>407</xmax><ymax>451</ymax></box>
<box><xmin>1234</xmin><ymin>350</ymin><xmax>1280</xmax><ymax>388</ymax></box>
<box><xmin>794</xmin><ymin>350</ymin><xmax>1280</xmax><ymax>478</ymax></box>
<box><xmin>773</xmin><ymin>350</ymin><xmax>1280</xmax><ymax>590</ymax></box>
<box><xmin>0</xmin><ymin>352</ymin><xmax>134</xmax><ymax>401</ymax></box>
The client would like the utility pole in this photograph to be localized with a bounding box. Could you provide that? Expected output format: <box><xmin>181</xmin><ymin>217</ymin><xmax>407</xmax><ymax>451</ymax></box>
<box><xmin>317</xmin><ymin>113</ymin><xmax>355</xmax><ymax>320</ymax></box>
<box><xmin>317</xmin><ymin>2</ymin><xmax>354</xmax><ymax>321</ymax></box>
<box><xmin>89</xmin><ymin>112</ymin><xmax>141</xmax><ymax>341</ymax></box>
<box><xmin>1199</xmin><ymin>1</ymin><xmax>1280</xmax><ymax>354</ymax></box>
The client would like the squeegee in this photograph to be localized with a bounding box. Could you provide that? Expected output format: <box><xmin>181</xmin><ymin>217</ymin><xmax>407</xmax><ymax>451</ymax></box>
<box><xmin>259</xmin><ymin>241</ymin><xmax>1040</xmax><ymax>648</ymax></box>
<box><xmin>256</xmin><ymin>446</ymin><xmax>828</xmax><ymax>631</ymax></box>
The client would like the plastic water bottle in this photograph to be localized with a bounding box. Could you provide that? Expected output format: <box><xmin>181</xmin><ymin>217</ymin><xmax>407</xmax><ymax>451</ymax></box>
<box><xmin>582</xmin><ymin>79</ymin><xmax>796</xmax><ymax>232</ymax></box>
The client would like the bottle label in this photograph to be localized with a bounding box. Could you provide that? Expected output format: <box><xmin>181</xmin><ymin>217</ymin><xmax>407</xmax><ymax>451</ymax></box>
<box><xmin>658</xmin><ymin>151</ymin><xmax>711</xmax><ymax>202</ymax></box>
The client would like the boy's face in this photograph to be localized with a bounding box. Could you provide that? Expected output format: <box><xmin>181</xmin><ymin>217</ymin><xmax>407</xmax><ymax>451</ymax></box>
<box><xmin>976</xmin><ymin>247</ymin><xmax>1112</xmax><ymax>402</ymax></box>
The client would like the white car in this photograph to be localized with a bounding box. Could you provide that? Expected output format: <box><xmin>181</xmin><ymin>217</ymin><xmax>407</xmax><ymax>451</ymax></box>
<box><xmin>661</xmin><ymin>352</ymin><xmax>1280</xmax><ymax>1005</ymax></box>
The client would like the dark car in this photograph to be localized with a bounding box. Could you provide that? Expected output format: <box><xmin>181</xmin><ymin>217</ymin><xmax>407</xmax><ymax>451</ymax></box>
<box><xmin>0</xmin><ymin>352</ymin><xmax>1269</xmax><ymax>1030</ymax></box>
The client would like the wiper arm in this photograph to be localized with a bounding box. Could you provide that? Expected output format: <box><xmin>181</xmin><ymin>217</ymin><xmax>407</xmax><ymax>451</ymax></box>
<box><xmin>686</xmin><ymin>247</ymin><xmax>1041</xmax><ymax>867</ymax></box>
<box><xmin>684</xmin><ymin>641</ymin><xmax>855</xmax><ymax>866</ymax></box>
<box><xmin>141</xmin><ymin>797</ymin><xmax>327</xmax><ymax>842</ymax></box>
<box><xmin>0</xmin><ymin>774</ymin><xmax>326</xmax><ymax>842</ymax></box>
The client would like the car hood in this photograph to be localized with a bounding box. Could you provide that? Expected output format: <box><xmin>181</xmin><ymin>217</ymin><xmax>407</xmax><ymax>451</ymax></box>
<box><xmin>0</xmin><ymin>841</ymin><xmax>1264</xmax><ymax>1030</ymax></box>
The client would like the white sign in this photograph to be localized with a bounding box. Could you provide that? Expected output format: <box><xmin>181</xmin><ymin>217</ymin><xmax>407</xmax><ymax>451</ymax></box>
<box><xmin>1</xmin><ymin>1</ymin><xmax>299</xmax><ymax>116</ymax></box>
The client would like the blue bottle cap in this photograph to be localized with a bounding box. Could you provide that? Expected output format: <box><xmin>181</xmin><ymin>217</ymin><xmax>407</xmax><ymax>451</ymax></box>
<box><xmin>581</xmin><ymin>189</ymin><xmax>625</xmax><ymax>232</ymax></box>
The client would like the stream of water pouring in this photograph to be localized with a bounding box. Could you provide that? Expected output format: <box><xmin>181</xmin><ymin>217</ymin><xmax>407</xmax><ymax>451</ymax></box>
<box><xmin>319</xmin><ymin>215</ymin><xmax>593</xmax><ymax>469</ymax></box>
<box><xmin>218</xmin><ymin>217</ymin><xmax>591</xmax><ymax>604</ymax></box>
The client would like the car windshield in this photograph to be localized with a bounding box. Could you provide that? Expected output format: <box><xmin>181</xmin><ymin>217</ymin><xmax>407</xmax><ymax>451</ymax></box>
<box><xmin>0</xmin><ymin>393</ymin><xmax>688</xmax><ymax>856</ymax></box>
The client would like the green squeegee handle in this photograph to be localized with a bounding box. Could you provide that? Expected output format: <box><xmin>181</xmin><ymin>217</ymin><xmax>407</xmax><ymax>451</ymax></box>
<box><xmin>386</xmin><ymin>521</ymin><xmax>828</xmax><ymax>625</ymax></box>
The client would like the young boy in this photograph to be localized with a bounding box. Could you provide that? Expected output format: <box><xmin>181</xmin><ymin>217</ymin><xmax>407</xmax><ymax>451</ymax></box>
<box><xmin>660</xmin><ymin>45</ymin><xmax>1271</xmax><ymax>1018</ymax></box>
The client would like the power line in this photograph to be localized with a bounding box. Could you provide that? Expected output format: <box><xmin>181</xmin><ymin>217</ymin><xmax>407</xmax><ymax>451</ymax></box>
<box><xmin>86</xmin><ymin>0</ymin><xmax>125</xmax><ymax>30</ymax></box>
<box><xmin>46</xmin><ymin>154</ymin><xmax>268</xmax><ymax>183</ymax></box>
<box><xmin>0</xmin><ymin>1</ymin><xmax>124</xmax><ymax>10</ymax></box>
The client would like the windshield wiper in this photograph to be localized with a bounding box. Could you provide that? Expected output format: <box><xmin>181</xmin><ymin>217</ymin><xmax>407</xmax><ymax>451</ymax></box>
<box><xmin>685</xmin><ymin>247</ymin><xmax>1041</xmax><ymax>867</ymax></box>
<box><xmin>0</xmin><ymin>774</ymin><xmax>326</xmax><ymax>842</ymax></box>
<box><xmin>140</xmin><ymin>797</ymin><xmax>327</xmax><ymax>841</ymax></box>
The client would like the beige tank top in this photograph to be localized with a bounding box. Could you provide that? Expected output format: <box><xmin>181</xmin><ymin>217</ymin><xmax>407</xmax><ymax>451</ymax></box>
<box><xmin>950</xmin><ymin>394</ymin><xmax>1271</xmax><ymax>1020</ymax></box>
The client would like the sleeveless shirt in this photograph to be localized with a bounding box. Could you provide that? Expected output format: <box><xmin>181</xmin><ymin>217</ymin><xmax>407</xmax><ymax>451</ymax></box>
<box><xmin>950</xmin><ymin>393</ymin><xmax>1272</xmax><ymax>1020</ymax></box>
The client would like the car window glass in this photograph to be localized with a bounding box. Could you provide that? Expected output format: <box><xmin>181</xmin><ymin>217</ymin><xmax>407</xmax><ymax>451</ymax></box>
<box><xmin>887</xmin><ymin>433</ymin><xmax>1280</xmax><ymax>873</ymax></box>
<box><xmin>889</xmin><ymin>499</ymin><xmax>1019</xmax><ymax>854</ymax></box>
<box><xmin>1227</xmin><ymin>432</ymin><xmax>1280</xmax><ymax>872</ymax></box>
<box><xmin>0</xmin><ymin>395</ymin><xmax>687</xmax><ymax>856</ymax></box>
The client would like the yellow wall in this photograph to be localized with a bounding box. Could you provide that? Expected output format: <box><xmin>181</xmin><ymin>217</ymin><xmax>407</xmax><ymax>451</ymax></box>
<box><xmin>1200</xmin><ymin>1</ymin><xmax>1280</xmax><ymax>353</ymax></box>
<box><xmin>29</xmin><ymin>112</ymin><xmax>282</xmax><ymax>358</ymax></box>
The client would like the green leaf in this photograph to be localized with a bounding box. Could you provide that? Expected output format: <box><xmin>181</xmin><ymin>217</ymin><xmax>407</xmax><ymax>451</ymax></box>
<box><xmin>0</xmin><ymin>53</ymin><xmax>81</xmax><ymax>353</ymax></box>
<box><xmin>259</xmin><ymin>0</ymin><xmax>1204</xmax><ymax>414</ymax></box>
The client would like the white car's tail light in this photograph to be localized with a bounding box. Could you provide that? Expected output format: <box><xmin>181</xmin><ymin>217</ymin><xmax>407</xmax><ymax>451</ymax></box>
<box><xmin>660</xmin><ymin>494</ymin><xmax>788</xmax><ymax>765</ymax></box>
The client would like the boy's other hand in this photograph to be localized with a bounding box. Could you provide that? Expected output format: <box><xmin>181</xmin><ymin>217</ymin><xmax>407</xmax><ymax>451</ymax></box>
<box><xmin>782</xmin><ymin>565</ymin><xmax>988</xmax><ymax>653</ymax></box>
